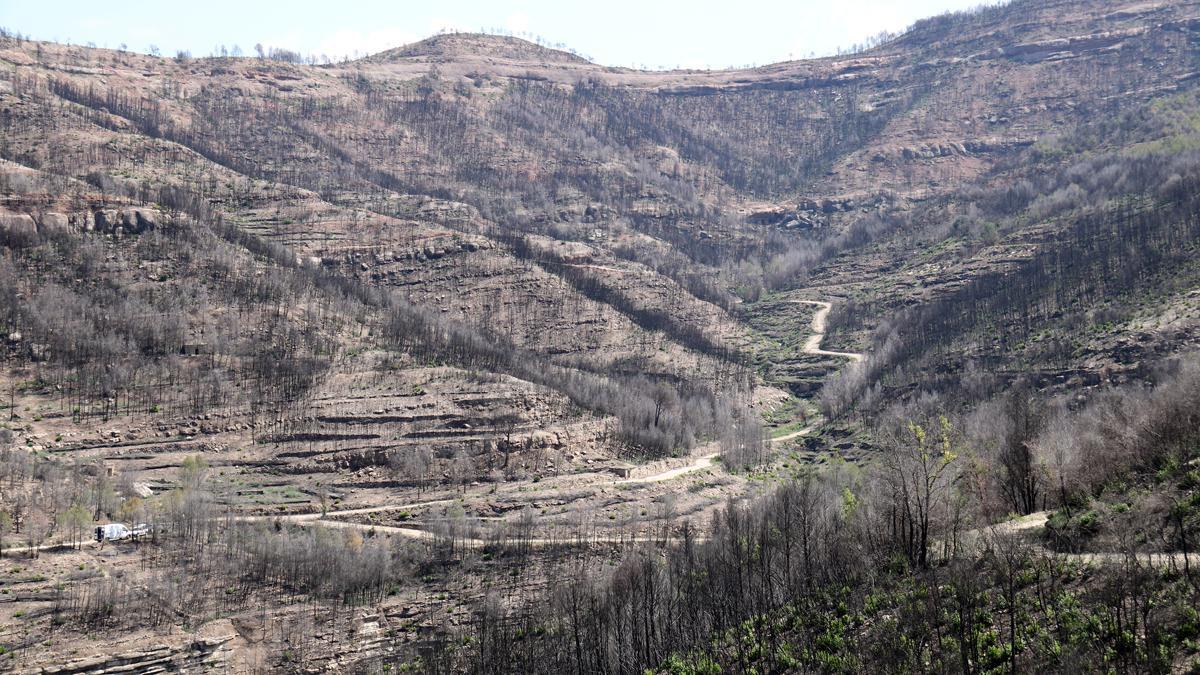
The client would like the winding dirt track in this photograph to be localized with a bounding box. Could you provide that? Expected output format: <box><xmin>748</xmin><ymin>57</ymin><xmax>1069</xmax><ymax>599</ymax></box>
<box><xmin>612</xmin><ymin>297</ymin><xmax>859</xmax><ymax>487</ymax></box>
<box><xmin>613</xmin><ymin>424</ymin><xmax>816</xmax><ymax>487</ymax></box>
<box><xmin>945</xmin><ymin>511</ymin><xmax>1200</xmax><ymax>569</ymax></box>
<box><xmin>248</xmin><ymin>300</ymin><xmax>853</xmax><ymax>539</ymax></box>
<box><xmin>615</xmin><ymin>455</ymin><xmax>720</xmax><ymax>485</ymax></box>
<box><xmin>289</xmin><ymin>517</ymin><xmax>673</xmax><ymax>547</ymax></box>
<box><xmin>23</xmin><ymin>303</ymin><xmax>1191</xmax><ymax>563</ymax></box>
<box><xmin>236</xmin><ymin>301</ymin><xmax>1200</xmax><ymax>565</ymax></box>
<box><xmin>793</xmin><ymin>300</ymin><xmax>865</xmax><ymax>362</ymax></box>
<box><xmin>19</xmin><ymin>300</ymin><xmax>855</xmax><ymax>552</ymax></box>
<box><xmin>771</xmin><ymin>425</ymin><xmax>815</xmax><ymax>444</ymax></box>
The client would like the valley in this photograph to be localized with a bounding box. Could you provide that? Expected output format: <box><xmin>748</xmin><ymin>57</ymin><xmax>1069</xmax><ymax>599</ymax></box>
<box><xmin>1</xmin><ymin>0</ymin><xmax>1200</xmax><ymax>671</ymax></box>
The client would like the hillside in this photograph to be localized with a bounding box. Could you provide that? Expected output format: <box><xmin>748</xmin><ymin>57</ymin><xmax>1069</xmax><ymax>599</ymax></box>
<box><xmin>0</xmin><ymin>0</ymin><xmax>1199</xmax><ymax>671</ymax></box>
<box><xmin>371</xmin><ymin>33</ymin><xmax>594</xmax><ymax>65</ymax></box>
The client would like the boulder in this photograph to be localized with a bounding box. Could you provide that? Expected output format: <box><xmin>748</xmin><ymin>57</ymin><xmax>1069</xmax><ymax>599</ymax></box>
<box><xmin>38</xmin><ymin>212</ymin><xmax>73</xmax><ymax>236</ymax></box>
<box><xmin>130</xmin><ymin>208</ymin><xmax>161</xmax><ymax>232</ymax></box>
<box><xmin>93</xmin><ymin>208</ymin><xmax>119</xmax><ymax>233</ymax></box>
<box><xmin>0</xmin><ymin>213</ymin><xmax>37</xmax><ymax>239</ymax></box>
<box><xmin>529</xmin><ymin>430</ymin><xmax>557</xmax><ymax>448</ymax></box>
<box><xmin>93</xmin><ymin>208</ymin><xmax>161</xmax><ymax>234</ymax></box>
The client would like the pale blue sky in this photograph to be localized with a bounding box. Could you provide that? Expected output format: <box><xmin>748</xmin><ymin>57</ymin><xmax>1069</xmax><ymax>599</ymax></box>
<box><xmin>3</xmin><ymin>0</ymin><xmax>994</xmax><ymax>69</ymax></box>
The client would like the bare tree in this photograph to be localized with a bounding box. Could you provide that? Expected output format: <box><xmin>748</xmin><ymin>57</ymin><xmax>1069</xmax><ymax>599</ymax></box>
<box><xmin>58</xmin><ymin>504</ymin><xmax>90</xmax><ymax>549</ymax></box>
<box><xmin>450</xmin><ymin>448</ymin><xmax>474</xmax><ymax>492</ymax></box>
<box><xmin>24</xmin><ymin>509</ymin><xmax>49</xmax><ymax>557</ymax></box>
<box><xmin>879</xmin><ymin>416</ymin><xmax>961</xmax><ymax>568</ymax></box>
<box><xmin>0</xmin><ymin>511</ymin><xmax>11</xmax><ymax>557</ymax></box>
<box><xmin>997</xmin><ymin>383</ymin><xmax>1044</xmax><ymax>515</ymax></box>
<box><xmin>1032</xmin><ymin>405</ymin><xmax>1079</xmax><ymax>515</ymax></box>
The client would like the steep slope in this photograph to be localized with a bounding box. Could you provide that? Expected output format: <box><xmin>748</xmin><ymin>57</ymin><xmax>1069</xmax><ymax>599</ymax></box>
<box><xmin>1</xmin><ymin>0</ymin><xmax>1200</xmax><ymax>670</ymax></box>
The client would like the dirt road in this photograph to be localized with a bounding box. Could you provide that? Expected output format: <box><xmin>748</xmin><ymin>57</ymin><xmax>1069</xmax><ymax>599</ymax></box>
<box><xmin>615</xmin><ymin>424</ymin><xmax>817</xmax><ymax>485</ymax></box>
<box><xmin>612</xmin><ymin>299</ymin><xmax>856</xmax><ymax>487</ymax></box>
<box><xmin>794</xmin><ymin>300</ymin><xmax>865</xmax><ymax>362</ymax></box>
<box><xmin>14</xmin><ymin>300</ymin><xmax>850</xmax><ymax>553</ymax></box>
<box><xmin>615</xmin><ymin>453</ymin><xmax>720</xmax><ymax>485</ymax></box>
<box><xmin>949</xmin><ymin>511</ymin><xmax>1200</xmax><ymax>569</ymax></box>
<box><xmin>771</xmin><ymin>425</ymin><xmax>816</xmax><ymax>444</ymax></box>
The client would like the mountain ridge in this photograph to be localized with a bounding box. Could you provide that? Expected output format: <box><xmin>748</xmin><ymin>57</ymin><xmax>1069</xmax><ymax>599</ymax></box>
<box><xmin>368</xmin><ymin>32</ymin><xmax>594</xmax><ymax>66</ymax></box>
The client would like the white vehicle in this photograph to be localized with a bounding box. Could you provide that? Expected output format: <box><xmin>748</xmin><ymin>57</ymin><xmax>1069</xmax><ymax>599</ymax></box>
<box><xmin>94</xmin><ymin>523</ymin><xmax>149</xmax><ymax>542</ymax></box>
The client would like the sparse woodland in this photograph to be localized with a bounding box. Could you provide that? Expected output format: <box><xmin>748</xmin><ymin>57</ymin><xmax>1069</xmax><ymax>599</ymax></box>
<box><xmin>0</xmin><ymin>0</ymin><xmax>1198</xmax><ymax>671</ymax></box>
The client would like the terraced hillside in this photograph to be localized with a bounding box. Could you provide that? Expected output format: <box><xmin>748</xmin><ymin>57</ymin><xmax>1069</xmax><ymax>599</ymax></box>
<box><xmin>1</xmin><ymin>0</ymin><xmax>1200</xmax><ymax>671</ymax></box>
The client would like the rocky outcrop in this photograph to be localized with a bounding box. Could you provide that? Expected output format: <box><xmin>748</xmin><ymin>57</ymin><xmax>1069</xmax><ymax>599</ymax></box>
<box><xmin>962</xmin><ymin>138</ymin><xmax>1036</xmax><ymax>153</ymax></box>
<box><xmin>901</xmin><ymin>142</ymin><xmax>971</xmax><ymax>160</ymax></box>
<box><xmin>39</xmin><ymin>634</ymin><xmax>235</xmax><ymax>674</ymax></box>
<box><xmin>660</xmin><ymin>71</ymin><xmax>876</xmax><ymax>96</ymax></box>
<box><xmin>38</xmin><ymin>212</ymin><xmax>72</xmax><ymax>235</ymax></box>
<box><xmin>0</xmin><ymin>213</ymin><xmax>37</xmax><ymax>238</ymax></box>
<box><xmin>981</xmin><ymin>29</ymin><xmax>1144</xmax><ymax>62</ymax></box>
<box><xmin>0</xmin><ymin>209</ymin><xmax>166</xmax><ymax>237</ymax></box>
<box><xmin>872</xmin><ymin>138</ymin><xmax>1037</xmax><ymax>162</ymax></box>
<box><xmin>797</xmin><ymin>197</ymin><xmax>857</xmax><ymax>214</ymax></box>
<box><xmin>747</xmin><ymin>209</ymin><xmax>819</xmax><ymax>231</ymax></box>
<box><xmin>91</xmin><ymin>208</ymin><xmax>162</xmax><ymax>235</ymax></box>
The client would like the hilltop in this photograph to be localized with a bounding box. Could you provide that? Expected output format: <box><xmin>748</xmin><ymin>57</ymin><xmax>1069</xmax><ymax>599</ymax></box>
<box><xmin>371</xmin><ymin>33</ymin><xmax>594</xmax><ymax>65</ymax></box>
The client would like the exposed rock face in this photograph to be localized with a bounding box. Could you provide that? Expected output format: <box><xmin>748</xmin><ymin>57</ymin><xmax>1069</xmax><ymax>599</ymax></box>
<box><xmin>91</xmin><ymin>208</ymin><xmax>161</xmax><ymax>235</ymax></box>
<box><xmin>797</xmin><ymin>198</ymin><xmax>857</xmax><ymax>214</ymax></box>
<box><xmin>0</xmin><ymin>213</ymin><xmax>37</xmax><ymax>238</ymax></box>
<box><xmin>40</xmin><ymin>634</ymin><xmax>235</xmax><ymax>674</ymax></box>
<box><xmin>38</xmin><ymin>211</ymin><xmax>72</xmax><ymax>235</ymax></box>
<box><xmin>982</xmin><ymin>28</ymin><xmax>1145</xmax><ymax>62</ymax></box>
<box><xmin>91</xmin><ymin>209</ymin><xmax>117</xmax><ymax>233</ymax></box>
<box><xmin>867</xmin><ymin>139</ymin><xmax>1038</xmax><ymax>163</ymax></box>
<box><xmin>529</xmin><ymin>429</ymin><xmax>560</xmax><ymax>448</ymax></box>
<box><xmin>0</xmin><ymin>209</ymin><xmax>163</xmax><ymax>237</ymax></box>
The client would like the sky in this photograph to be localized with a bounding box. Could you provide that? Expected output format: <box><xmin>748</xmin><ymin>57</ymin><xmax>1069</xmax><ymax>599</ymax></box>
<box><xmin>2</xmin><ymin>0</ymin><xmax>994</xmax><ymax>70</ymax></box>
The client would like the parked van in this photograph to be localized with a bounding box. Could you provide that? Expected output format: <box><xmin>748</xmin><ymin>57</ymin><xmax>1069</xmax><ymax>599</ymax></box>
<box><xmin>93</xmin><ymin>523</ymin><xmax>149</xmax><ymax>542</ymax></box>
